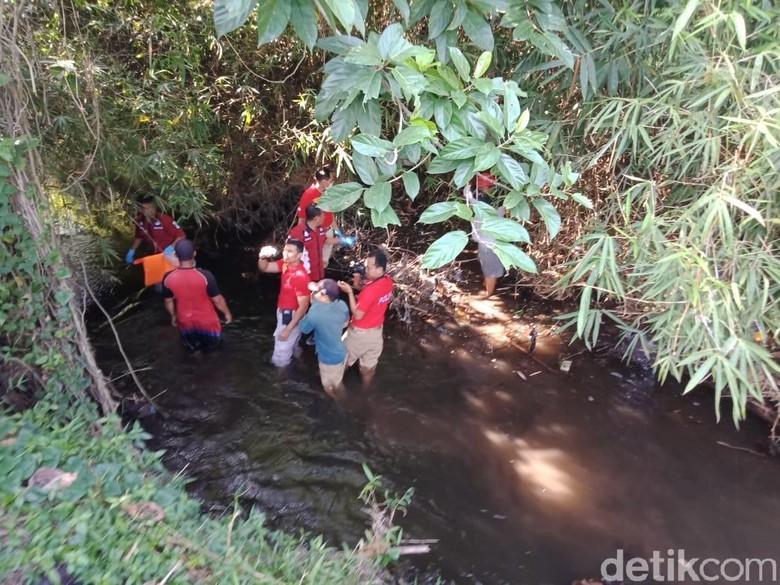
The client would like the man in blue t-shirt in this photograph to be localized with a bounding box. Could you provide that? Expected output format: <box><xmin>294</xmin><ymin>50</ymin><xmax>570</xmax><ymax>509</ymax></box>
<box><xmin>299</xmin><ymin>279</ymin><xmax>351</xmax><ymax>393</ymax></box>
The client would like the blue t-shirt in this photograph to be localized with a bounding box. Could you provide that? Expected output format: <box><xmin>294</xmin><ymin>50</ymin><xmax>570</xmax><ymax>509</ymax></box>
<box><xmin>299</xmin><ymin>299</ymin><xmax>350</xmax><ymax>365</ymax></box>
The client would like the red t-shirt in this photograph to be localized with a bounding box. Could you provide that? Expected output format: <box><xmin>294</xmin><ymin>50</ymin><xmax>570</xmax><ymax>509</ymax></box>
<box><xmin>161</xmin><ymin>268</ymin><xmax>221</xmax><ymax>333</ymax></box>
<box><xmin>297</xmin><ymin>184</ymin><xmax>334</xmax><ymax>229</ymax></box>
<box><xmin>134</xmin><ymin>212</ymin><xmax>185</xmax><ymax>252</ymax></box>
<box><xmin>353</xmin><ymin>275</ymin><xmax>394</xmax><ymax>329</ymax></box>
<box><xmin>276</xmin><ymin>260</ymin><xmax>311</xmax><ymax>310</ymax></box>
<box><xmin>289</xmin><ymin>222</ymin><xmax>327</xmax><ymax>281</ymax></box>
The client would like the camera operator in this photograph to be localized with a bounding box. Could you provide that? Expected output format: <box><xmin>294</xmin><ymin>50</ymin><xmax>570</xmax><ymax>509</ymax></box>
<box><xmin>337</xmin><ymin>248</ymin><xmax>394</xmax><ymax>387</ymax></box>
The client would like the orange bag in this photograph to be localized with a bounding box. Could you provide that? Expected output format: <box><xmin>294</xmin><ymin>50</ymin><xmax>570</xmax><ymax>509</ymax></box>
<box><xmin>133</xmin><ymin>253</ymin><xmax>176</xmax><ymax>287</ymax></box>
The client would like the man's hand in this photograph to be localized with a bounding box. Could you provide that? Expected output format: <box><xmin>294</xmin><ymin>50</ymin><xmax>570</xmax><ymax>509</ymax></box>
<box><xmin>224</xmin><ymin>313</ymin><xmax>233</xmax><ymax>325</ymax></box>
<box><xmin>337</xmin><ymin>281</ymin><xmax>353</xmax><ymax>294</ymax></box>
<box><xmin>278</xmin><ymin>327</ymin><xmax>291</xmax><ymax>341</ymax></box>
<box><xmin>170</xmin><ymin>315</ymin><xmax>178</xmax><ymax>327</ymax></box>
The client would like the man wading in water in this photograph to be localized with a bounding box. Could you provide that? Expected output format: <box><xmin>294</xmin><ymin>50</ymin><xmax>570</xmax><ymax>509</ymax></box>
<box><xmin>257</xmin><ymin>238</ymin><xmax>311</xmax><ymax>367</ymax></box>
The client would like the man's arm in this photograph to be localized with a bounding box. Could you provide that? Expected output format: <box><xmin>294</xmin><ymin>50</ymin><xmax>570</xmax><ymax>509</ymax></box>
<box><xmin>164</xmin><ymin>298</ymin><xmax>177</xmax><ymax>327</ymax></box>
<box><xmin>258</xmin><ymin>257</ymin><xmax>281</xmax><ymax>273</ymax></box>
<box><xmin>278</xmin><ymin>294</ymin><xmax>310</xmax><ymax>341</ymax></box>
<box><xmin>211</xmin><ymin>294</ymin><xmax>233</xmax><ymax>324</ymax></box>
<box><xmin>337</xmin><ymin>282</ymin><xmax>366</xmax><ymax>320</ymax></box>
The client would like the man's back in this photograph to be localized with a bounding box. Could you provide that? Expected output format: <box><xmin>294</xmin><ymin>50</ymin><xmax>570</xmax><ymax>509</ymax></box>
<box><xmin>162</xmin><ymin>268</ymin><xmax>220</xmax><ymax>331</ymax></box>
<box><xmin>300</xmin><ymin>300</ymin><xmax>350</xmax><ymax>365</ymax></box>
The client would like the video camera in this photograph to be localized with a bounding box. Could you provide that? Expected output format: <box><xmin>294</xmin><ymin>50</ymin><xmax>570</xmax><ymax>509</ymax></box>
<box><xmin>349</xmin><ymin>260</ymin><xmax>366</xmax><ymax>277</ymax></box>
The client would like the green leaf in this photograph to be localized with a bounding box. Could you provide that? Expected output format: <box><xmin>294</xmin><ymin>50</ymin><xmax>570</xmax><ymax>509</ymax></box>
<box><xmin>214</xmin><ymin>0</ymin><xmax>258</xmax><ymax>38</ymax></box>
<box><xmin>322</xmin><ymin>0</ymin><xmax>355</xmax><ymax>32</ymax></box>
<box><xmin>480</xmin><ymin>217</ymin><xmax>530</xmax><ymax>243</ymax></box>
<box><xmin>317</xmin><ymin>182</ymin><xmax>365</xmax><ymax>212</ymax></box>
<box><xmin>351</xmin><ymin>134</ymin><xmax>395</xmax><ymax>157</ymax></box>
<box><xmin>473</xmin><ymin>51</ymin><xmax>492</xmax><ymax>78</ymax></box>
<box><xmin>364</xmin><ymin>182</ymin><xmax>392</xmax><ymax>211</ymax></box>
<box><xmin>428</xmin><ymin>0</ymin><xmax>453</xmax><ymax>39</ymax></box>
<box><xmin>392</xmin><ymin>0</ymin><xmax>410</xmax><ymax>23</ymax></box>
<box><xmin>503</xmin><ymin>83</ymin><xmax>520</xmax><ymax>132</ymax></box>
<box><xmin>672</xmin><ymin>0</ymin><xmax>700</xmax><ymax>40</ymax></box>
<box><xmin>684</xmin><ymin>356</ymin><xmax>716</xmax><ymax>394</ymax></box>
<box><xmin>427</xmin><ymin>156</ymin><xmax>462</xmax><ymax>174</ymax></box>
<box><xmin>571</xmin><ymin>193</ymin><xmax>592</xmax><ymax>209</ymax></box>
<box><xmin>394</xmin><ymin>125</ymin><xmax>431</xmax><ymax>147</ymax></box>
<box><xmin>345</xmin><ymin>43</ymin><xmax>384</xmax><ymax>66</ymax></box>
<box><xmin>496</xmin><ymin>154</ymin><xmax>528</xmax><ymax>189</ymax></box>
<box><xmin>421</xmin><ymin>231</ymin><xmax>469</xmax><ymax>268</ymax></box>
<box><xmin>453</xmin><ymin>202</ymin><xmax>473</xmax><ymax>221</ymax></box>
<box><xmin>356</xmin><ymin>100</ymin><xmax>382</xmax><ymax>136</ymax></box>
<box><xmin>352</xmin><ymin>152</ymin><xmax>379</xmax><ymax>185</ymax></box>
<box><xmin>371</xmin><ymin>205</ymin><xmax>402</xmax><ymax>227</ymax></box>
<box><xmin>290</xmin><ymin>0</ymin><xmax>318</xmax><ymax>50</ymax></box>
<box><xmin>503</xmin><ymin>190</ymin><xmax>525</xmax><ymax>210</ymax></box>
<box><xmin>438</xmin><ymin>137</ymin><xmax>484</xmax><ymax>160</ymax></box>
<box><xmin>317</xmin><ymin>34</ymin><xmax>364</xmax><ymax>54</ymax></box>
<box><xmin>731</xmin><ymin>12</ymin><xmax>747</xmax><ymax>49</ymax></box>
<box><xmin>493</xmin><ymin>241</ymin><xmax>537</xmax><ymax>273</ymax></box>
<box><xmin>463</xmin><ymin>11</ymin><xmax>494</xmax><ymax>51</ymax></box>
<box><xmin>402</xmin><ymin>171</ymin><xmax>420</xmax><ymax>200</ymax></box>
<box><xmin>473</xmin><ymin>144</ymin><xmax>501</xmax><ymax>172</ymax></box>
<box><xmin>509</xmin><ymin>197</ymin><xmax>530</xmax><ymax>221</ymax></box>
<box><xmin>331</xmin><ymin>104</ymin><xmax>356</xmax><ymax>142</ymax></box>
<box><xmin>391</xmin><ymin>65</ymin><xmax>427</xmax><ymax>99</ymax></box>
<box><xmin>378</xmin><ymin>23</ymin><xmax>407</xmax><ymax>60</ymax></box>
<box><xmin>515</xmin><ymin>109</ymin><xmax>530</xmax><ymax>133</ymax></box>
<box><xmin>256</xmin><ymin>0</ymin><xmax>290</xmax><ymax>44</ymax></box>
<box><xmin>418</xmin><ymin>201</ymin><xmax>459</xmax><ymax>223</ymax></box>
<box><xmin>448</xmin><ymin>47</ymin><xmax>471</xmax><ymax>81</ymax></box>
<box><xmin>532</xmin><ymin>198</ymin><xmax>561</xmax><ymax>238</ymax></box>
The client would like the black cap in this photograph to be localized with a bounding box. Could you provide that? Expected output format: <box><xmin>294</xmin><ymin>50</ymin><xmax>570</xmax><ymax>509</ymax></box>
<box><xmin>174</xmin><ymin>239</ymin><xmax>195</xmax><ymax>260</ymax></box>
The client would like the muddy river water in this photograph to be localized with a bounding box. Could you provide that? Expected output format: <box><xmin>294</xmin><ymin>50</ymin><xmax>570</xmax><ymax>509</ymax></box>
<box><xmin>89</xmin><ymin>246</ymin><xmax>780</xmax><ymax>584</ymax></box>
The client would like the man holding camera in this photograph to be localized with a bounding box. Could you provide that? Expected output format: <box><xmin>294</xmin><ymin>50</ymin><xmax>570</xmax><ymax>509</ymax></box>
<box><xmin>337</xmin><ymin>248</ymin><xmax>394</xmax><ymax>386</ymax></box>
<box><xmin>258</xmin><ymin>239</ymin><xmax>311</xmax><ymax>367</ymax></box>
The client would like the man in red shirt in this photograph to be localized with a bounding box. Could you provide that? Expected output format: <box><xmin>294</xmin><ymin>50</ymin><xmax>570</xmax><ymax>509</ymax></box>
<box><xmin>296</xmin><ymin>168</ymin><xmax>355</xmax><ymax>265</ymax></box>
<box><xmin>258</xmin><ymin>238</ymin><xmax>311</xmax><ymax>367</ymax></box>
<box><xmin>126</xmin><ymin>195</ymin><xmax>186</xmax><ymax>264</ymax></box>
<box><xmin>337</xmin><ymin>248</ymin><xmax>394</xmax><ymax>386</ymax></box>
<box><xmin>161</xmin><ymin>239</ymin><xmax>232</xmax><ymax>352</ymax></box>
<box><xmin>289</xmin><ymin>204</ymin><xmax>341</xmax><ymax>282</ymax></box>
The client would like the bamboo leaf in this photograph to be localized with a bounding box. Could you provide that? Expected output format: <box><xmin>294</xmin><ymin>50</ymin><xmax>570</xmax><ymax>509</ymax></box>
<box><xmin>672</xmin><ymin>0</ymin><xmax>700</xmax><ymax>41</ymax></box>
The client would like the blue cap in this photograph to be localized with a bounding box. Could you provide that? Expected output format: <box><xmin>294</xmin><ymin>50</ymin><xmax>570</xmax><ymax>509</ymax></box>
<box><xmin>174</xmin><ymin>239</ymin><xmax>195</xmax><ymax>260</ymax></box>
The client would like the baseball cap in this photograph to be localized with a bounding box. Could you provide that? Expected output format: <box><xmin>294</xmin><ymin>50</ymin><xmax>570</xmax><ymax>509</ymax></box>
<box><xmin>174</xmin><ymin>239</ymin><xmax>195</xmax><ymax>261</ymax></box>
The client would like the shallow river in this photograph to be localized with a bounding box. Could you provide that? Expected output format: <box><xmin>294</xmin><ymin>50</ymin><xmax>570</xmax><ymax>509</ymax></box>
<box><xmin>89</xmin><ymin>246</ymin><xmax>780</xmax><ymax>584</ymax></box>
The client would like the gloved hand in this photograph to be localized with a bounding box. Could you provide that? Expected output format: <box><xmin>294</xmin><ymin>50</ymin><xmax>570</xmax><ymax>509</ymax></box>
<box><xmin>333</xmin><ymin>229</ymin><xmax>344</xmax><ymax>238</ymax></box>
<box><xmin>339</xmin><ymin>235</ymin><xmax>357</xmax><ymax>247</ymax></box>
<box><xmin>125</xmin><ymin>248</ymin><xmax>136</xmax><ymax>264</ymax></box>
<box><xmin>163</xmin><ymin>245</ymin><xmax>175</xmax><ymax>256</ymax></box>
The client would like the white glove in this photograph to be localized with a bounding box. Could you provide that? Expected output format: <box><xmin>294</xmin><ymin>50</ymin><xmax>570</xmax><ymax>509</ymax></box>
<box><xmin>258</xmin><ymin>245</ymin><xmax>278</xmax><ymax>259</ymax></box>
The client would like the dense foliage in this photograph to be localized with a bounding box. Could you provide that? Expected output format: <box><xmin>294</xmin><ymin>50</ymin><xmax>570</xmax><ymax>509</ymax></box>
<box><xmin>216</xmin><ymin>0</ymin><xmax>779</xmax><ymax>425</ymax></box>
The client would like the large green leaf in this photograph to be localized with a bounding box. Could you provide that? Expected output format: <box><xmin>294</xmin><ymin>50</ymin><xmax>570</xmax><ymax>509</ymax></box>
<box><xmin>290</xmin><ymin>0</ymin><xmax>318</xmax><ymax>50</ymax></box>
<box><xmin>473</xmin><ymin>51</ymin><xmax>492</xmax><ymax>78</ymax></box>
<box><xmin>257</xmin><ymin>0</ymin><xmax>290</xmax><ymax>44</ymax></box>
<box><xmin>352</xmin><ymin>152</ymin><xmax>379</xmax><ymax>185</ymax></box>
<box><xmin>493</xmin><ymin>241</ymin><xmax>537</xmax><ymax>273</ymax></box>
<box><xmin>371</xmin><ymin>206</ymin><xmax>401</xmax><ymax>227</ymax></box>
<box><xmin>503</xmin><ymin>82</ymin><xmax>521</xmax><ymax>132</ymax></box>
<box><xmin>317</xmin><ymin>182</ymin><xmax>365</xmax><ymax>212</ymax></box>
<box><xmin>427</xmin><ymin>156</ymin><xmax>463</xmax><ymax>174</ymax></box>
<box><xmin>392</xmin><ymin>0</ymin><xmax>411</xmax><ymax>23</ymax></box>
<box><xmin>418</xmin><ymin>201</ymin><xmax>459</xmax><ymax>223</ymax></box>
<box><xmin>448</xmin><ymin>47</ymin><xmax>471</xmax><ymax>81</ymax></box>
<box><xmin>322</xmin><ymin>0</ymin><xmax>355</xmax><ymax>32</ymax></box>
<box><xmin>532</xmin><ymin>198</ymin><xmax>561</xmax><ymax>239</ymax></box>
<box><xmin>356</xmin><ymin>100</ymin><xmax>382</xmax><ymax>136</ymax></box>
<box><xmin>402</xmin><ymin>171</ymin><xmax>420</xmax><ymax>200</ymax></box>
<box><xmin>351</xmin><ymin>134</ymin><xmax>395</xmax><ymax>157</ymax></box>
<box><xmin>214</xmin><ymin>0</ymin><xmax>258</xmax><ymax>38</ymax></box>
<box><xmin>480</xmin><ymin>216</ymin><xmax>530</xmax><ymax>243</ymax></box>
<box><xmin>428</xmin><ymin>0</ymin><xmax>453</xmax><ymax>39</ymax></box>
<box><xmin>438</xmin><ymin>137</ymin><xmax>484</xmax><ymax>160</ymax></box>
<box><xmin>364</xmin><ymin>182</ymin><xmax>392</xmax><ymax>211</ymax></box>
<box><xmin>463</xmin><ymin>11</ymin><xmax>494</xmax><ymax>51</ymax></box>
<box><xmin>496</xmin><ymin>154</ymin><xmax>528</xmax><ymax>189</ymax></box>
<box><xmin>473</xmin><ymin>144</ymin><xmax>501</xmax><ymax>172</ymax></box>
<box><xmin>394</xmin><ymin>125</ymin><xmax>431</xmax><ymax>147</ymax></box>
<box><xmin>421</xmin><ymin>231</ymin><xmax>469</xmax><ymax>268</ymax></box>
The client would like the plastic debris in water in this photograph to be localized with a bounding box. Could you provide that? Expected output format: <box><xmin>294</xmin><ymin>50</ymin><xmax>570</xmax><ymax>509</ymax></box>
<box><xmin>560</xmin><ymin>359</ymin><xmax>572</xmax><ymax>373</ymax></box>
